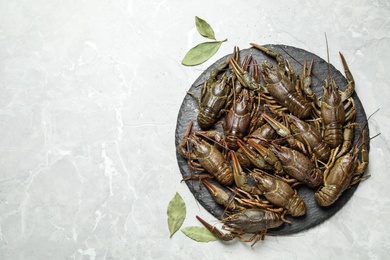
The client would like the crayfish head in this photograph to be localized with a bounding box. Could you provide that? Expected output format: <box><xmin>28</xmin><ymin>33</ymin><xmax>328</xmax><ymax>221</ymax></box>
<box><xmin>261</xmin><ymin>61</ymin><xmax>281</xmax><ymax>84</ymax></box>
<box><xmin>322</xmin><ymin>78</ymin><xmax>341</xmax><ymax>105</ymax></box>
<box><xmin>286</xmin><ymin>114</ymin><xmax>307</xmax><ymax>133</ymax></box>
<box><xmin>211</xmin><ymin>76</ymin><xmax>229</xmax><ymax>96</ymax></box>
<box><xmin>187</xmin><ymin>135</ymin><xmax>209</xmax><ymax>156</ymax></box>
<box><xmin>234</xmin><ymin>88</ymin><xmax>252</xmax><ymax>115</ymax></box>
<box><xmin>267</xmin><ymin>143</ymin><xmax>289</xmax><ymax>161</ymax></box>
<box><xmin>222</xmin><ymin>208</ymin><xmax>266</xmax><ymax>233</ymax></box>
<box><xmin>250</xmin><ymin>169</ymin><xmax>275</xmax><ymax>191</ymax></box>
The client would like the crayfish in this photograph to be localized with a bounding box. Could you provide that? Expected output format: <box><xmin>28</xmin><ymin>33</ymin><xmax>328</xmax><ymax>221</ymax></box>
<box><xmin>249</xmin><ymin>43</ymin><xmax>315</xmax><ymax>119</ymax></box>
<box><xmin>179</xmin><ymin>121</ymin><xmax>234</xmax><ymax>186</ymax></box>
<box><xmin>196</xmin><ymin>208</ymin><xmax>284</xmax><ymax>247</ymax></box>
<box><xmin>188</xmin><ymin>48</ymin><xmax>240</xmax><ymax>129</ymax></box>
<box><xmin>315</xmin><ymin>129</ymin><xmax>370</xmax><ymax>207</ymax></box>
<box><xmin>221</xmin><ymin>56</ymin><xmax>262</xmax><ymax>150</ymax></box>
<box><xmin>196</xmin><ymin>178</ymin><xmax>288</xmax><ymax>247</ymax></box>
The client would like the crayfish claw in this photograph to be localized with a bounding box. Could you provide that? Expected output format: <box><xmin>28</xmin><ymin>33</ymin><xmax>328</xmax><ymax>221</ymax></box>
<box><xmin>196</xmin><ymin>215</ymin><xmax>236</xmax><ymax>242</ymax></box>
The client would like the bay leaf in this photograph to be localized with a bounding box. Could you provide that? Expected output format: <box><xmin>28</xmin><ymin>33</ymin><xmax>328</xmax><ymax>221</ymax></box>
<box><xmin>195</xmin><ymin>16</ymin><xmax>216</xmax><ymax>40</ymax></box>
<box><xmin>167</xmin><ymin>192</ymin><xmax>186</xmax><ymax>238</ymax></box>
<box><xmin>182</xmin><ymin>40</ymin><xmax>227</xmax><ymax>66</ymax></box>
<box><xmin>181</xmin><ymin>226</ymin><xmax>218</xmax><ymax>242</ymax></box>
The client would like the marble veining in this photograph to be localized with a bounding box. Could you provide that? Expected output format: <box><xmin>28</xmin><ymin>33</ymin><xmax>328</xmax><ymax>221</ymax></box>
<box><xmin>0</xmin><ymin>0</ymin><xmax>389</xmax><ymax>259</ymax></box>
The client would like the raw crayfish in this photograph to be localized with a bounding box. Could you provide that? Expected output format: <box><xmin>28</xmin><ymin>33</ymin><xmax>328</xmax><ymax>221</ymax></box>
<box><xmin>179</xmin><ymin>121</ymin><xmax>234</xmax><ymax>186</ymax></box>
<box><xmin>196</xmin><ymin>208</ymin><xmax>284</xmax><ymax>247</ymax></box>
<box><xmin>188</xmin><ymin>57</ymin><xmax>233</xmax><ymax>129</ymax></box>
<box><xmin>222</xmin><ymin>56</ymin><xmax>262</xmax><ymax>150</ymax></box>
<box><xmin>315</xmin><ymin>130</ymin><xmax>369</xmax><ymax>207</ymax></box>
<box><xmin>249</xmin><ymin>43</ymin><xmax>315</xmax><ymax>119</ymax></box>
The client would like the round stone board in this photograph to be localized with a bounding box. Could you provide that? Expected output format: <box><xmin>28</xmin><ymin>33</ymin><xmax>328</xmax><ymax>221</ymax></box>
<box><xmin>175</xmin><ymin>44</ymin><xmax>369</xmax><ymax>235</ymax></box>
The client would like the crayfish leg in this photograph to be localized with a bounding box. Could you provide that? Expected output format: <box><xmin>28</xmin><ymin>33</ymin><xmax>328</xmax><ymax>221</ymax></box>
<box><xmin>336</xmin><ymin>124</ymin><xmax>354</xmax><ymax>159</ymax></box>
<box><xmin>344</xmin><ymin>98</ymin><xmax>356</xmax><ymax>122</ymax></box>
<box><xmin>178</xmin><ymin>121</ymin><xmax>194</xmax><ymax>158</ymax></box>
<box><xmin>349</xmin><ymin>174</ymin><xmax>370</xmax><ymax>187</ymax></box>
<box><xmin>181</xmin><ymin>173</ymin><xmax>214</xmax><ymax>190</ymax></box>
<box><xmin>187</xmin><ymin>91</ymin><xmax>200</xmax><ymax>106</ymax></box>
<box><xmin>323</xmin><ymin>146</ymin><xmax>340</xmax><ymax>180</ymax></box>
<box><xmin>349</xmin><ymin>129</ymin><xmax>370</xmax><ymax>187</ymax></box>
<box><xmin>237</xmin><ymin>230</ymin><xmax>267</xmax><ymax>247</ymax></box>
<box><xmin>280</xmin><ymin>210</ymin><xmax>292</xmax><ymax>224</ymax></box>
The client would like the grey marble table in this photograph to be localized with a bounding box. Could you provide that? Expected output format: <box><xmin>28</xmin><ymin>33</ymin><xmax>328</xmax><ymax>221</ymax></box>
<box><xmin>0</xmin><ymin>0</ymin><xmax>389</xmax><ymax>259</ymax></box>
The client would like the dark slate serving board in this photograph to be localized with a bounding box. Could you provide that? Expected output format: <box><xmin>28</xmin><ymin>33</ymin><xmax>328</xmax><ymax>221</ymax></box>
<box><xmin>174</xmin><ymin>44</ymin><xmax>369</xmax><ymax>235</ymax></box>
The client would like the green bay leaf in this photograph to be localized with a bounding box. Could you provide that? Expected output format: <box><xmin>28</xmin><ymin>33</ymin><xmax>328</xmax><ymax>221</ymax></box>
<box><xmin>182</xmin><ymin>40</ymin><xmax>227</xmax><ymax>66</ymax></box>
<box><xmin>167</xmin><ymin>192</ymin><xmax>186</xmax><ymax>238</ymax></box>
<box><xmin>195</xmin><ymin>16</ymin><xmax>216</xmax><ymax>40</ymax></box>
<box><xmin>181</xmin><ymin>226</ymin><xmax>218</xmax><ymax>242</ymax></box>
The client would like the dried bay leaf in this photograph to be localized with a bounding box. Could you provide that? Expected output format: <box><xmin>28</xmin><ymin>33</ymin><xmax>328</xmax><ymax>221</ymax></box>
<box><xmin>195</xmin><ymin>16</ymin><xmax>216</xmax><ymax>40</ymax></box>
<box><xmin>182</xmin><ymin>40</ymin><xmax>227</xmax><ymax>66</ymax></box>
<box><xmin>181</xmin><ymin>226</ymin><xmax>218</xmax><ymax>242</ymax></box>
<box><xmin>167</xmin><ymin>192</ymin><xmax>186</xmax><ymax>237</ymax></box>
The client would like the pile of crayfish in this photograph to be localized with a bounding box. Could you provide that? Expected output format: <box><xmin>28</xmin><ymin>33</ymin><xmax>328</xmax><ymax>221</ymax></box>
<box><xmin>178</xmin><ymin>43</ymin><xmax>370</xmax><ymax>247</ymax></box>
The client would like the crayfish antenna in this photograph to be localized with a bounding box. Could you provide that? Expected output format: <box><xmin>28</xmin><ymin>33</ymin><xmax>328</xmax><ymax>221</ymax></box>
<box><xmin>353</xmin><ymin>108</ymin><xmax>381</xmax><ymax>150</ymax></box>
<box><xmin>325</xmin><ymin>32</ymin><xmax>333</xmax><ymax>83</ymax></box>
<box><xmin>362</xmin><ymin>108</ymin><xmax>380</xmax><ymax>131</ymax></box>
